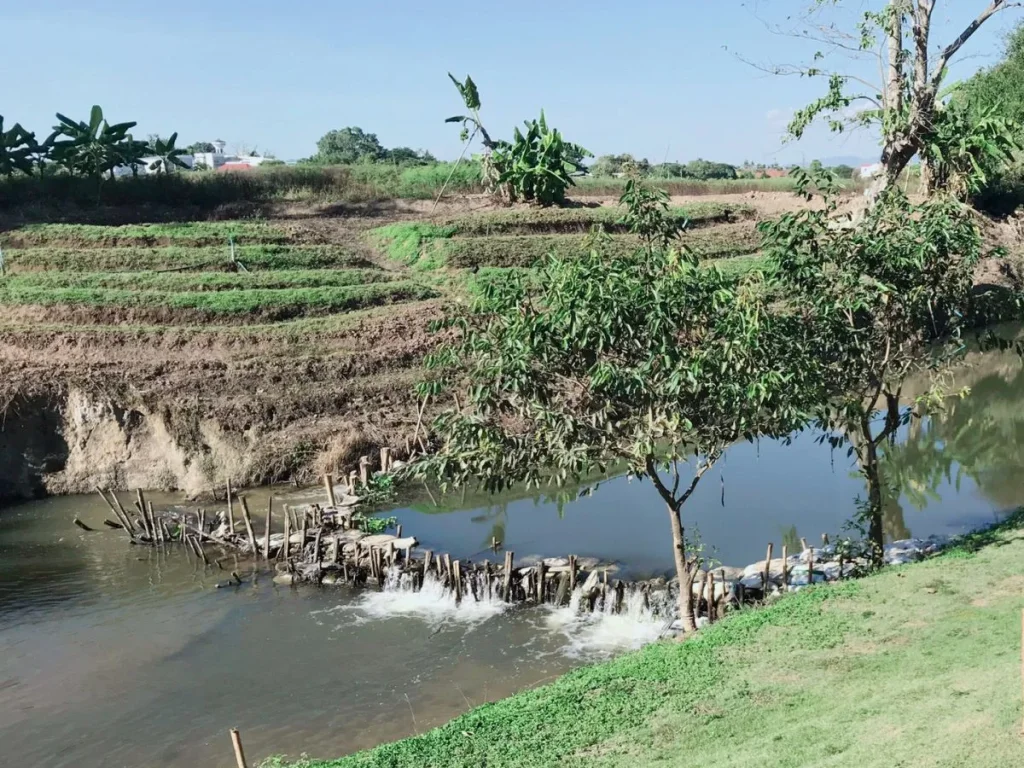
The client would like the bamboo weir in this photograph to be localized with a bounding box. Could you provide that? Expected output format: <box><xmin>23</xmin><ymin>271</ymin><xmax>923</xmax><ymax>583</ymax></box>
<box><xmin>89</xmin><ymin>465</ymin><xmax>951</xmax><ymax>632</ymax></box>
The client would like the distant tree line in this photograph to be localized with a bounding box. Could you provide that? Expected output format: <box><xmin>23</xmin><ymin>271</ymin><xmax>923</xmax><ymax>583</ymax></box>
<box><xmin>305</xmin><ymin>126</ymin><xmax>436</xmax><ymax>166</ymax></box>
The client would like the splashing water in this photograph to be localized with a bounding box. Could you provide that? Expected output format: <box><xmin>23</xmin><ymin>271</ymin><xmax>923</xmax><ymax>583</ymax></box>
<box><xmin>347</xmin><ymin>567</ymin><xmax>509</xmax><ymax>626</ymax></box>
<box><xmin>543</xmin><ymin>584</ymin><xmax>674</xmax><ymax>659</ymax></box>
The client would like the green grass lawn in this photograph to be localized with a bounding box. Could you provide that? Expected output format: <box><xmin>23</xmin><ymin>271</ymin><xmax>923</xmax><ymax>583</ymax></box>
<box><xmin>3</xmin><ymin>244</ymin><xmax>375</xmax><ymax>272</ymax></box>
<box><xmin>268</xmin><ymin>512</ymin><xmax>1024</xmax><ymax>768</ymax></box>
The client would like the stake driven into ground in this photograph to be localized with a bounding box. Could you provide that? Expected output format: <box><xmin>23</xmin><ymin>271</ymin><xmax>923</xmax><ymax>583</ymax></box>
<box><xmin>262</xmin><ymin>511</ymin><xmax>1024</xmax><ymax>768</ymax></box>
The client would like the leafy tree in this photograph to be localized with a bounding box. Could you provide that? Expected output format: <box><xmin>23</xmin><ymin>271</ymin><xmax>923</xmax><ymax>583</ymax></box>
<box><xmin>590</xmin><ymin>154</ymin><xmax>649</xmax><ymax>177</ymax></box>
<box><xmin>759</xmin><ymin>1</ymin><xmax>1024</xmax><ymax>193</ymax></box>
<box><xmin>383</xmin><ymin>146</ymin><xmax>435</xmax><ymax>165</ymax></box>
<box><xmin>830</xmin><ymin>164</ymin><xmax>855</xmax><ymax>179</ymax></box>
<box><xmin>186</xmin><ymin>141</ymin><xmax>216</xmax><ymax>154</ymax></box>
<box><xmin>415</xmin><ymin>182</ymin><xmax>817</xmax><ymax>630</ymax></box>
<box><xmin>0</xmin><ymin>116</ymin><xmax>37</xmax><ymax>177</ymax></box>
<box><xmin>684</xmin><ymin>159</ymin><xmax>737</xmax><ymax>180</ymax></box>
<box><xmin>314</xmin><ymin>126</ymin><xmax>385</xmax><ymax>164</ymax></box>
<box><xmin>762</xmin><ymin>168</ymin><xmax>987</xmax><ymax>561</ymax></box>
<box><xmin>147</xmin><ymin>133</ymin><xmax>190</xmax><ymax>174</ymax></box>
<box><xmin>50</xmin><ymin>105</ymin><xmax>137</xmax><ymax>180</ymax></box>
<box><xmin>649</xmin><ymin>162</ymin><xmax>687</xmax><ymax>179</ymax></box>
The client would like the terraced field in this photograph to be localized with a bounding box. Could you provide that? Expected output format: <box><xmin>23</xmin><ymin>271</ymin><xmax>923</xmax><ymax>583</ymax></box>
<box><xmin>0</xmin><ymin>195</ymin><xmax>780</xmax><ymax>499</ymax></box>
<box><xmin>371</xmin><ymin>201</ymin><xmax>764</xmax><ymax>271</ymax></box>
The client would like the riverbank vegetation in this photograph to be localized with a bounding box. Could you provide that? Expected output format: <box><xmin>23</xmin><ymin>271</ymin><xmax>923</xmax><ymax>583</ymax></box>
<box><xmin>271</xmin><ymin>512</ymin><xmax>1024</xmax><ymax>768</ymax></box>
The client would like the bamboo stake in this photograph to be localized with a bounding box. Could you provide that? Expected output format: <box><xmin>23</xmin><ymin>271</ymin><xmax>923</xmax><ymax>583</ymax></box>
<box><xmin>380</xmin><ymin>447</ymin><xmax>390</xmax><ymax>474</ymax></box>
<box><xmin>453</xmin><ymin>560</ymin><xmax>462</xmax><ymax>604</ymax></box>
<box><xmin>781</xmin><ymin>544</ymin><xmax>789</xmax><ymax>588</ymax></box>
<box><xmin>239</xmin><ymin>497</ymin><xmax>258</xmax><ymax>557</ymax></box>
<box><xmin>537</xmin><ymin>560</ymin><xmax>548</xmax><ymax>604</ymax></box>
<box><xmin>314</xmin><ymin>527</ymin><xmax>323</xmax><ymax>565</ymax></box>
<box><xmin>807</xmin><ymin>547</ymin><xmax>815</xmax><ymax>586</ymax></box>
<box><xmin>763</xmin><ymin>542</ymin><xmax>774</xmax><ymax>592</ymax></box>
<box><xmin>396</xmin><ymin>523</ymin><xmax>403</xmax><ymax>538</ymax></box>
<box><xmin>300</xmin><ymin>511</ymin><xmax>308</xmax><ymax>557</ymax></box>
<box><xmin>150</xmin><ymin>502</ymin><xmax>161</xmax><ymax>544</ymax></box>
<box><xmin>323</xmin><ymin>474</ymin><xmax>337</xmax><ymax>508</ymax></box>
<box><xmin>263</xmin><ymin>498</ymin><xmax>273</xmax><ymax>561</ymax></box>
<box><xmin>229</xmin><ymin>728</ymin><xmax>249</xmax><ymax>768</ymax></box>
<box><xmin>707</xmin><ymin>571</ymin><xmax>717</xmax><ymax>623</ymax></box>
<box><xmin>96</xmin><ymin>487</ymin><xmax>133</xmax><ymax>538</ymax></box>
<box><xmin>226</xmin><ymin>479</ymin><xmax>235</xmax><ymax>533</ymax></box>
<box><xmin>503</xmin><ymin>551</ymin><xmax>514</xmax><ymax>601</ymax></box>
<box><xmin>569</xmin><ymin>554</ymin><xmax>578</xmax><ymax>592</ymax></box>
<box><xmin>424</xmin><ymin>550</ymin><xmax>433</xmax><ymax>577</ymax></box>
<box><xmin>282</xmin><ymin>507</ymin><xmax>291</xmax><ymax>561</ymax></box>
<box><xmin>359</xmin><ymin>456</ymin><xmax>370</xmax><ymax>487</ymax></box>
<box><xmin>110</xmin><ymin>492</ymin><xmax>132</xmax><ymax>534</ymax></box>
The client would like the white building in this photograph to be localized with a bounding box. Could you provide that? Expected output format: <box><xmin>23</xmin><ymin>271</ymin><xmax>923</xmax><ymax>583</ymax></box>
<box><xmin>857</xmin><ymin>162</ymin><xmax>884</xmax><ymax>180</ymax></box>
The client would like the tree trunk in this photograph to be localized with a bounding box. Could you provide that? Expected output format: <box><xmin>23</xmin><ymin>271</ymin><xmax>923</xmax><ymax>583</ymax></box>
<box><xmin>666</xmin><ymin>501</ymin><xmax>697</xmax><ymax>634</ymax></box>
<box><xmin>860</xmin><ymin>419</ymin><xmax>886</xmax><ymax>567</ymax></box>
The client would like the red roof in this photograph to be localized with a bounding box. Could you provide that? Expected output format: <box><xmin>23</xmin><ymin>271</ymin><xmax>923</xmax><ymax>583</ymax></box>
<box><xmin>217</xmin><ymin>162</ymin><xmax>255</xmax><ymax>172</ymax></box>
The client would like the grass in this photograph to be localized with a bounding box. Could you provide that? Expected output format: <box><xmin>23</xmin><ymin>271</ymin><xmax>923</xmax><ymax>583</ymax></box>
<box><xmin>268</xmin><ymin>511</ymin><xmax>1024</xmax><ymax>768</ymax></box>
<box><xmin>2</xmin><ymin>268</ymin><xmax>395</xmax><ymax>292</ymax></box>
<box><xmin>8</xmin><ymin>220</ymin><xmax>286</xmax><ymax>247</ymax></box>
<box><xmin>0</xmin><ymin>280</ymin><xmax>436</xmax><ymax>317</ymax></box>
<box><xmin>2</xmin><ymin>244</ymin><xmax>376</xmax><ymax>272</ymax></box>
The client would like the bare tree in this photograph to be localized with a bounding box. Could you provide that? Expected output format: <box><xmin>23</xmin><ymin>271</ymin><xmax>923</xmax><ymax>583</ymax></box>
<box><xmin>746</xmin><ymin>1</ymin><xmax>1022</xmax><ymax>193</ymax></box>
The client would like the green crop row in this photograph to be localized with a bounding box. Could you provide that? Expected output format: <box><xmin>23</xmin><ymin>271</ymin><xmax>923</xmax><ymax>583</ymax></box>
<box><xmin>8</xmin><ymin>220</ymin><xmax>287</xmax><ymax>247</ymax></box>
<box><xmin>3</xmin><ymin>268</ymin><xmax>395</xmax><ymax>293</ymax></box>
<box><xmin>3</xmin><ymin>244</ymin><xmax>375</xmax><ymax>272</ymax></box>
<box><xmin>0</xmin><ymin>281</ymin><xmax>437</xmax><ymax>317</ymax></box>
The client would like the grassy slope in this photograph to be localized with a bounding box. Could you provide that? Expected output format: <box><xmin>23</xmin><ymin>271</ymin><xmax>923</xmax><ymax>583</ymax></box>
<box><xmin>9</xmin><ymin>220</ymin><xmax>287</xmax><ymax>246</ymax></box>
<box><xmin>277</xmin><ymin>513</ymin><xmax>1024</xmax><ymax>768</ymax></box>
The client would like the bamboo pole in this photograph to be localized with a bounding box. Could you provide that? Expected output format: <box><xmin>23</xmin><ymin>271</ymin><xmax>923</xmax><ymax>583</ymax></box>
<box><xmin>763</xmin><ymin>542</ymin><xmax>774</xmax><ymax>592</ymax></box>
<box><xmin>300</xmin><ymin>510</ymin><xmax>308</xmax><ymax>557</ymax></box>
<box><xmin>423</xmin><ymin>550</ymin><xmax>433</xmax><ymax>577</ymax></box>
<box><xmin>314</xmin><ymin>527</ymin><xmax>323</xmax><ymax>566</ymax></box>
<box><xmin>110</xmin><ymin>492</ymin><xmax>132</xmax><ymax>534</ymax></box>
<box><xmin>229</xmin><ymin>728</ymin><xmax>249</xmax><ymax>768</ymax></box>
<box><xmin>282</xmin><ymin>506</ymin><xmax>291</xmax><ymax>561</ymax></box>
<box><xmin>149</xmin><ymin>502</ymin><xmax>161</xmax><ymax>544</ymax></box>
<box><xmin>807</xmin><ymin>547</ymin><xmax>815</xmax><ymax>586</ymax></box>
<box><xmin>537</xmin><ymin>560</ymin><xmax>548</xmax><ymax>604</ymax></box>
<box><xmin>263</xmin><ymin>498</ymin><xmax>273</xmax><ymax>561</ymax></box>
<box><xmin>239</xmin><ymin>497</ymin><xmax>258</xmax><ymax>557</ymax></box>
<box><xmin>781</xmin><ymin>544</ymin><xmax>789</xmax><ymax>588</ymax></box>
<box><xmin>707</xmin><ymin>571</ymin><xmax>716</xmax><ymax>623</ymax></box>
<box><xmin>359</xmin><ymin>456</ymin><xmax>370</xmax><ymax>487</ymax></box>
<box><xmin>453</xmin><ymin>560</ymin><xmax>462</xmax><ymax>604</ymax></box>
<box><xmin>323</xmin><ymin>474</ymin><xmax>337</xmax><ymax>508</ymax></box>
<box><xmin>569</xmin><ymin>554</ymin><xmax>578</xmax><ymax>592</ymax></box>
<box><xmin>226</xmin><ymin>479</ymin><xmax>235</xmax><ymax>533</ymax></box>
<box><xmin>96</xmin><ymin>487</ymin><xmax>133</xmax><ymax>538</ymax></box>
<box><xmin>503</xmin><ymin>551</ymin><xmax>514</xmax><ymax>601</ymax></box>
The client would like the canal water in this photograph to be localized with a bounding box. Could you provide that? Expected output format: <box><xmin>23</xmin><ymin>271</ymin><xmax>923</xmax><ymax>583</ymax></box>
<box><xmin>2</xmin><ymin>347</ymin><xmax>1022</xmax><ymax>767</ymax></box>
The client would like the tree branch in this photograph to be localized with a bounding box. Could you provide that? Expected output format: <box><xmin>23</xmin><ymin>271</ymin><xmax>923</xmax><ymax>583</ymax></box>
<box><xmin>931</xmin><ymin>0</ymin><xmax>1023</xmax><ymax>87</ymax></box>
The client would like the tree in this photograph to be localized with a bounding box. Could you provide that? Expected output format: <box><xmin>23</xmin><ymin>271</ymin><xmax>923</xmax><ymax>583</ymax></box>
<box><xmin>415</xmin><ymin>182</ymin><xmax>817</xmax><ymax>631</ymax></box>
<box><xmin>961</xmin><ymin>20</ymin><xmax>1024</xmax><ymax>135</ymax></box>
<box><xmin>830</xmin><ymin>164</ymin><xmax>856</xmax><ymax>179</ymax></box>
<box><xmin>186</xmin><ymin>141</ymin><xmax>216</xmax><ymax>155</ymax></box>
<box><xmin>314</xmin><ymin>126</ymin><xmax>385</xmax><ymax>164</ymax></box>
<box><xmin>147</xmin><ymin>133</ymin><xmax>190</xmax><ymax>174</ymax></box>
<box><xmin>684</xmin><ymin>159</ymin><xmax>737</xmax><ymax>180</ymax></box>
<box><xmin>50</xmin><ymin>105</ymin><xmax>137</xmax><ymax>180</ymax></box>
<box><xmin>589</xmin><ymin>154</ymin><xmax>649</xmax><ymax>177</ymax></box>
<box><xmin>0</xmin><ymin>116</ymin><xmax>37</xmax><ymax>177</ymax></box>
<box><xmin>762</xmin><ymin>168</ymin><xmax>986</xmax><ymax>561</ymax></box>
<box><xmin>759</xmin><ymin>1</ymin><xmax>1024</xmax><ymax>194</ymax></box>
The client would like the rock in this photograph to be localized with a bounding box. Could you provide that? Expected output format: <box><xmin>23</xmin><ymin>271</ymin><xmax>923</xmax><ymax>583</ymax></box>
<box><xmin>542</xmin><ymin>557</ymin><xmax>569</xmax><ymax>568</ymax></box>
<box><xmin>320</xmin><ymin>574</ymin><xmax>339</xmax><ymax>585</ymax></box>
<box><xmin>392</xmin><ymin>536</ymin><xmax>419</xmax><ymax>550</ymax></box>
<box><xmin>741</xmin><ymin>558</ymin><xmax>788</xmax><ymax>582</ymax></box>
<box><xmin>361</xmin><ymin>534</ymin><xmax>398</xmax><ymax>548</ymax></box>
<box><xmin>575</xmin><ymin>557</ymin><xmax>601</xmax><ymax>570</ymax></box>
<box><xmin>273</xmin><ymin>573</ymin><xmax>296</xmax><ymax>586</ymax></box>
<box><xmin>714</xmin><ymin>565</ymin><xmax>746</xmax><ymax>582</ymax></box>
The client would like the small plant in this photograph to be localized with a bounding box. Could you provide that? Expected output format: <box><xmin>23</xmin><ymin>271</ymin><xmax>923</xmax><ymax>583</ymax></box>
<box><xmin>354</xmin><ymin>514</ymin><xmax>398</xmax><ymax>535</ymax></box>
<box><xmin>147</xmin><ymin>133</ymin><xmax>190</xmax><ymax>174</ymax></box>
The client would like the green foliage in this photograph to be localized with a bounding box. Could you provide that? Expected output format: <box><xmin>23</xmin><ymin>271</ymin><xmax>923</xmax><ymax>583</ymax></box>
<box><xmin>589</xmin><ymin>154</ymin><xmax>650</xmax><ymax>177</ymax></box>
<box><xmin>147</xmin><ymin>132</ymin><xmax>190</xmax><ymax>174</ymax></box>
<box><xmin>313</xmin><ymin>127</ymin><xmax>385</xmax><ymax>165</ymax></box>
<box><xmin>186</xmin><ymin>141</ymin><xmax>216</xmax><ymax>154</ymax></box>
<box><xmin>681</xmin><ymin>159</ymin><xmax>738</xmax><ymax>180</ymax></box>
<box><xmin>0</xmin><ymin>116</ymin><xmax>38</xmax><ymax>177</ymax></box>
<box><xmin>762</xmin><ymin>167</ymin><xmax>987</xmax><ymax>558</ymax></box>
<box><xmin>924</xmin><ymin>100</ymin><xmax>1020</xmax><ymax>199</ymax></box>
<box><xmin>489</xmin><ymin>111</ymin><xmax>592</xmax><ymax>206</ymax></box>
<box><xmin>50</xmin><ymin>105</ymin><xmax>139</xmax><ymax>179</ymax></box>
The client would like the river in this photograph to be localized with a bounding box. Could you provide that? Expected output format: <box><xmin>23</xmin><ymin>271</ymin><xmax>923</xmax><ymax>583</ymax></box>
<box><xmin>2</xmin><ymin>347</ymin><xmax>1023</xmax><ymax>767</ymax></box>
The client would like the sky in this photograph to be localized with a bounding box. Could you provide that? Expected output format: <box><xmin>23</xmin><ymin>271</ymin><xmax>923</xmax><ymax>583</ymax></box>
<box><xmin>4</xmin><ymin>1</ymin><xmax>1021</xmax><ymax>165</ymax></box>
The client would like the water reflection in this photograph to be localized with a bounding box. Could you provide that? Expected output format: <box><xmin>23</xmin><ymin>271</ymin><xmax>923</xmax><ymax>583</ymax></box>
<box><xmin>882</xmin><ymin>359</ymin><xmax>1024</xmax><ymax>519</ymax></box>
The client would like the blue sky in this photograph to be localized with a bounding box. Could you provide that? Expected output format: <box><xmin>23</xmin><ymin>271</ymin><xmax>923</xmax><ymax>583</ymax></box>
<box><xmin>5</xmin><ymin>1</ymin><xmax>1020</xmax><ymax>164</ymax></box>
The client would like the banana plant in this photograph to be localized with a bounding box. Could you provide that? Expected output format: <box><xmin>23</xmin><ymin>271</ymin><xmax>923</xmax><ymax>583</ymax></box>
<box><xmin>491</xmin><ymin>111</ymin><xmax>592</xmax><ymax>205</ymax></box>
<box><xmin>50</xmin><ymin>105</ymin><xmax>138</xmax><ymax>179</ymax></box>
<box><xmin>0</xmin><ymin>116</ymin><xmax>37</xmax><ymax>177</ymax></box>
<box><xmin>445</xmin><ymin>73</ymin><xmax>497</xmax><ymax>149</ymax></box>
<box><xmin>147</xmin><ymin>132</ymin><xmax>189</xmax><ymax>174</ymax></box>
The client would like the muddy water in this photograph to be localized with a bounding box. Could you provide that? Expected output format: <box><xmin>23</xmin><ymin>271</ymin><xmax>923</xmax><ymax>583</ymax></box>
<box><xmin>2</xmin><ymin>349</ymin><xmax>1023</xmax><ymax>767</ymax></box>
